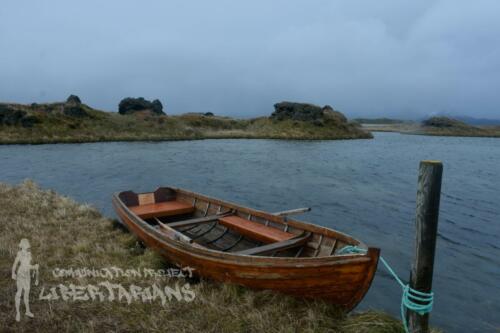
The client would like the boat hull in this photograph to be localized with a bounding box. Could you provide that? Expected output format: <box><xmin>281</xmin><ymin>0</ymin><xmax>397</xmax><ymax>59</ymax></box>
<box><xmin>112</xmin><ymin>193</ymin><xmax>379</xmax><ymax>311</ymax></box>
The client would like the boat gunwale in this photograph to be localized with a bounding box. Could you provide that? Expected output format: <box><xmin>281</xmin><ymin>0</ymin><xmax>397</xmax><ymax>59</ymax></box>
<box><xmin>173</xmin><ymin>187</ymin><xmax>362</xmax><ymax>245</ymax></box>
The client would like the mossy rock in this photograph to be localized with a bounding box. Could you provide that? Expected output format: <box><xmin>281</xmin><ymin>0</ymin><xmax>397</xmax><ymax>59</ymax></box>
<box><xmin>118</xmin><ymin>97</ymin><xmax>165</xmax><ymax>115</ymax></box>
<box><xmin>20</xmin><ymin>115</ymin><xmax>41</xmax><ymax>128</ymax></box>
<box><xmin>271</xmin><ymin>102</ymin><xmax>349</xmax><ymax>126</ymax></box>
<box><xmin>63</xmin><ymin>105</ymin><xmax>89</xmax><ymax>118</ymax></box>
<box><xmin>66</xmin><ymin>94</ymin><xmax>82</xmax><ymax>105</ymax></box>
<box><xmin>0</xmin><ymin>105</ymin><xmax>24</xmax><ymax>125</ymax></box>
<box><xmin>271</xmin><ymin>102</ymin><xmax>324</xmax><ymax>121</ymax></box>
<box><xmin>0</xmin><ymin>105</ymin><xmax>41</xmax><ymax>127</ymax></box>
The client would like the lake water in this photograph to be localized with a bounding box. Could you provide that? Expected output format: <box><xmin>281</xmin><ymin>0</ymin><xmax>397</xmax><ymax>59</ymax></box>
<box><xmin>1</xmin><ymin>132</ymin><xmax>499</xmax><ymax>332</ymax></box>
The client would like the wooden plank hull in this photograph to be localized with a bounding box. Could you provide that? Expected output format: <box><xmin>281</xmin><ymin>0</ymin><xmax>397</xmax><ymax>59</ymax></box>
<box><xmin>112</xmin><ymin>189</ymin><xmax>379</xmax><ymax>311</ymax></box>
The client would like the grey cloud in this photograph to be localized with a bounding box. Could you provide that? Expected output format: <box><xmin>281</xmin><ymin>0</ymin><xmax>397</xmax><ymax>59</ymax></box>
<box><xmin>1</xmin><ymin>0</ymin><xmax>499</xmax><ymax>119</ymax></box>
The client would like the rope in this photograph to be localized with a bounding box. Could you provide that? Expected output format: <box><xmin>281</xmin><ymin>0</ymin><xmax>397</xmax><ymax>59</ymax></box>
<box><xmin>338</xmin><ymin>246</ymin><xmax>434</xmax><ymax>333</ymax></box>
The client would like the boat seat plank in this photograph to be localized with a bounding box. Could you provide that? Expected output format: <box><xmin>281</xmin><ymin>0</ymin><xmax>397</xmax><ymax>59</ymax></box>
<box><xmin>235</xmin><ymin>232</ymin><xmax>311</xmax><ymax>255</ymax></box>
<box><xmin>168</xmin><ymin>212</ymin><xmax>231</xmax><ymax>228</ymax></box>
<box><xmin>219</xmin><ymin>215</ymin><xmax>295</xmax><ymax>243</ymax></box>
<box><xmin>130</xmin><ymin>200</ymin><xmax>194</xmax><ymax>219</ymax></box>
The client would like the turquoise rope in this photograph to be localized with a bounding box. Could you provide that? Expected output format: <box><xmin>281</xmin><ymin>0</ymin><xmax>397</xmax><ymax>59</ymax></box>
<box><xmin>338</xmin><ymin>246</ymin><xmax>434</xmax><ymax>333</ymax></box>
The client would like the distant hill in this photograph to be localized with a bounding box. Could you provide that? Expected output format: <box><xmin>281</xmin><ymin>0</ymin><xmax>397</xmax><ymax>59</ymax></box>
<box><xmin>422</xmin><ymin>116</ymin><xmax>470</xmax><ymax>129</ymax></box>
<box><xmin>418</xmin><ymin>116</ymin><xmax>500</xmax><ymax>137</ymax></box>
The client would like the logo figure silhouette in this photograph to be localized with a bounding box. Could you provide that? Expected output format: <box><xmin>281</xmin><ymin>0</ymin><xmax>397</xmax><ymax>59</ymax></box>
<box><xmin>11</xmin><ymin>238</ymin><xmax>38</xmax><ymax>322</ymax></box>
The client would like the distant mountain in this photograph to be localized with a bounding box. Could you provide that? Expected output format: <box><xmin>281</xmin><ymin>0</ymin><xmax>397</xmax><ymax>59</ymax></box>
<box><xmin>451</xmin><ymin>116</ymin><xmax>500</xmax><ymax>126</ymax></box>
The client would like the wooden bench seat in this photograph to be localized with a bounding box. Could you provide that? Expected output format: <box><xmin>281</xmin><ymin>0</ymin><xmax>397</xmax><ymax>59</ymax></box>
<box><xmin>130</xmin><ymin>201</ymin><xmax>195</xmax><ymax>219</ymax></box>
<box><xmin>167</xmin><ymin>212</ymin><xmax>232</xmax><ymax>228</ymax></box>
<box><xmin>219</xmin><ymin>215</ymin><xmax>295</xmax><ymax>243</ymax></box>
<box><xmin>235</xmin><ymin>232</ymin><xmax>311</xmax><ymax>255</ymax></box>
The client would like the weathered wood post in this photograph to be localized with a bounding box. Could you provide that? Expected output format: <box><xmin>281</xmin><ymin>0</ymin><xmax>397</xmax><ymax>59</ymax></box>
<box><xmin>408</xmin><ymin>160</ymin><xmax>443</xmax><ymax>333</ymax></box>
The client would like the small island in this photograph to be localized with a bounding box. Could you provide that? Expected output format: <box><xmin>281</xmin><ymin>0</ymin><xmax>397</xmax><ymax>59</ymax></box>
<box><xmin>358</xmin><ymin>116</ymin><xmax>500</xmax><ymax>137</ymax></box>
<box><xmin>416</xmin><ymin>117</ymin><xmax>500</xmax><ymax>137</ymax></box>
<box><xmin>0</xmin><ymin>97</ymin><xmax>371</xmax><ymax>144</ymax></box>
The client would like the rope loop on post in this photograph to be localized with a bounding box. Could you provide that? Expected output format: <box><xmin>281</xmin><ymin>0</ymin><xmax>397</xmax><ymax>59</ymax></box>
<box><xmin>338</xmin><ymin>246</ymin><xmax>434</xmax><ymax>333</ymax></box>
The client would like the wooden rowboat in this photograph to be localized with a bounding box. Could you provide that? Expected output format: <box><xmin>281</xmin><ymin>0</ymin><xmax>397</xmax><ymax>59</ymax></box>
<box><xmin>112</xmin><ymin>187</ymin><xmax>380</xmax><ymax>311</ymax></box>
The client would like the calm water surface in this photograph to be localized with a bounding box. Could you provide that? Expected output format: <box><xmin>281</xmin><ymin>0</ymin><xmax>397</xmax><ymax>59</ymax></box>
<box><xmin>1</xmin><ymin>132</ymin><xmax>499</xmax><ymax>332</ymax></box>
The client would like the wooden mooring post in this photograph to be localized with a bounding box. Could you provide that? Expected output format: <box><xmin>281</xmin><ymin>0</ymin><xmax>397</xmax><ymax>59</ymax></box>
<box><xmin>408</xmin><ymin>160</ymin><xmax>443</xmax><ymax>333</ymax></box>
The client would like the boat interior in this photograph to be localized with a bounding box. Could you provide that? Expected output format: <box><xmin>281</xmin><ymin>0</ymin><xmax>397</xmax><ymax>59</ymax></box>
<box><xmin>118</xmin><ymin>187</ymin><xmax>359</xmax><ymax>258</ymax></box>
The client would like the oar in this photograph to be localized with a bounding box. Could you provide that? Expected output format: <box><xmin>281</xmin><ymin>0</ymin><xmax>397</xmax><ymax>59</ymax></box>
<box><xmin>154</xmin><ymin>217</ymin><xmax>194</xmax><ymax>244</ymax></box>
<box><xmin>273</xmin><ymin>207</ymin><xmax>311</xmax><ymax>216</ymax></box>
<box><xmin>273</xmin><ymin>207</ymin><xmax>311</xmax><ymax>221</ymax></box>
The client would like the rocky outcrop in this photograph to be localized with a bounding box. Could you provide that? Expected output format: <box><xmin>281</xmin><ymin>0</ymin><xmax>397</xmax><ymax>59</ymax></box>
<box><xmin>66</xmin><ymin>95</ymin><xmax>82</xmax><ymax>105</ymax></box>
<box><xmin>271</xmin><ymin>102</ymin><xmax>323</xmax><ymax>121</ymax></box>
<box><xmin>0</xmin><ymin>95</ymin><xmax>92</xmax><ymax>126</ymax></box>
<box><xmin>118</xmin><ymin>97</ymin><xmax>165</xmax><ymax>115</ymax></box>
<box><xmin>0</xmin><ymin>105</ymin><xmax>40</xmax><ymax>127</ymax></box>
<box><xmin>63</xmin><ymin>95</ymin><xmax>89</xmax><ymax>118</ymax></box>
<box><xmin>270</xmin><ymin>102</ymin><xmax>349</xmax><ymax>127</ymax></box>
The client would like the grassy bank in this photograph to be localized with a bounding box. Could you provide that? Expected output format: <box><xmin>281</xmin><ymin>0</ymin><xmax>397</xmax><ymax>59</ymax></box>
<box><xmin>0</xmin><ymin>102</ymin><xmax>372</xmax><ymax>144</ymax></box>
<box><xmin>0</xmin><ymin>181</ymin><xmax>420</xmax><ymax>332</ymax></box>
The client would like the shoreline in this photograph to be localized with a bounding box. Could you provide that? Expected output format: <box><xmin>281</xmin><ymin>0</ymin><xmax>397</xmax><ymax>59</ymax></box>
<box><xmin>0</xmin><ymin>134</ymin><xmax>374</xmax><ymax>146</ymax></box>
<box><xmin>362</xmin><ymin>124</ymin><xmax>500</xmax><ymax>138</ymax></box>
<box><xmin>0</xmin><ymin>180</ymin><xmax>431</xmax><ymax>332</ymax></box>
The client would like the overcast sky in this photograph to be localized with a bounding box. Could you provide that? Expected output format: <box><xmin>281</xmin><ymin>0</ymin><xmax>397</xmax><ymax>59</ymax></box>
<box><xmin>1</xmin><ymin>1</ymin><xmax>499</xmax><ymax>119</ymax></box>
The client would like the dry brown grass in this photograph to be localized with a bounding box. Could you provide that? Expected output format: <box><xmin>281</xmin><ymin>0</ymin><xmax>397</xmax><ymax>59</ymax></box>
<box><xmin>0</xmin><ymin>181</ymin><xmax>416</xmax><ymax>332</ymax></box>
